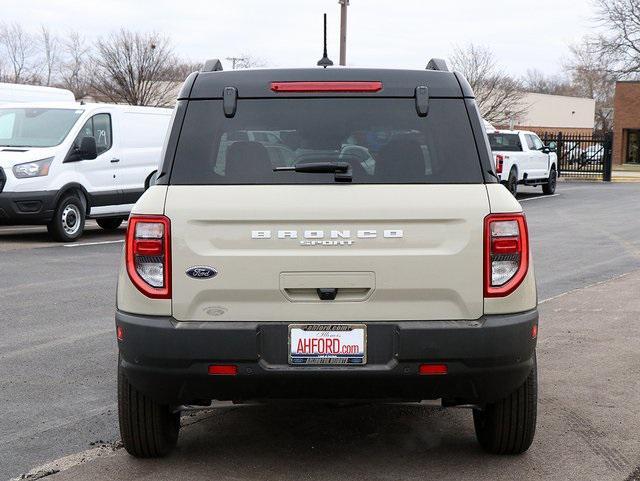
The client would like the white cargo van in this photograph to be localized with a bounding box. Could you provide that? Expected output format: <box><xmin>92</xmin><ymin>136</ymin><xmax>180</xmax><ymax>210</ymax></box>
<box><xmin>0</xmin><ymin>102</ymin><xmax>172</xmax><ymax>241</ymax></box>
<box><xmin>0</xmin><ymin>82</ymin><xmax>75</xmax><ymax>103</ymax></box>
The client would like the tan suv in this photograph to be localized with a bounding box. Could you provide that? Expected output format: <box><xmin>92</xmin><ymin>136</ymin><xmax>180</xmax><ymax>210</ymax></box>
<box><xmin>115</xmin><ymin>59</ymin><xmax>538</xmax><ymax>458</ymax></box>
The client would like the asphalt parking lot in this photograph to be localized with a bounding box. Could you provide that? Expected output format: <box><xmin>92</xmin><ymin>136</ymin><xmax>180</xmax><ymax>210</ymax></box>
<box><xmin>2</xmin><ymin>182</ymin><xmax>640</xmax><ymax>481</ymax></box>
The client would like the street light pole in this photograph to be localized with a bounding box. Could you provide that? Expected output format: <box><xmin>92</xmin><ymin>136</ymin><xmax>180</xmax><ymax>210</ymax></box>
<box><xmin>339</xmin><ymin>0</ymin><xmax>349</xmax><ymax>66</ymax></box>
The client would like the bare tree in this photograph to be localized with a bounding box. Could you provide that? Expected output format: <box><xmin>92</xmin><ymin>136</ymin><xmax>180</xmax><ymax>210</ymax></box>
<box><xmin>167</xmin><ymin>61</ymin><xmax>203</xmax><ymax>81</ymax></box>
<box><xmin>564</xmin><ymin>39</ymin><xmax>617</xmax><ymax>132</ymax></box>
<box><xmin>595</xmin><ymin>0</ymin><xmax>640</xmax><ymax>77</ymax></box>
<box><xmin>0</xmin><ymin>22</ymin><xmax>39</xmax><ymax>83</ymax></box>
<box><xmin>522</xmin><ymin>69</ymin><xmax>576</xmax><ymax>96</ymax></box>
<box><xmin>59</xmin><ymin>31</ymin><xmax>92</xmax><ymax>99</ymax></box>
<box><xmin>91</xmin><ymin>30</ymin><xmax>183</xmax><ymax>106</ymax></box>
<box><xmin>450</xmin><ymin>44</ymin><xmax>527</xmax><ymax>125</ymax></box>
<box><xmin>40</xmin><ymin>26</ymin><xmax>59</xmax><ymax>86</ymax></box>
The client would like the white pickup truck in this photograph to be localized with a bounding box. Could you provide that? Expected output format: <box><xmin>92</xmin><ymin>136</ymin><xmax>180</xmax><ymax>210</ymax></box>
<box><xmin>486</xmin><ymin>129</ymin><xmax>557</xmax><ymax>196</ymax></box>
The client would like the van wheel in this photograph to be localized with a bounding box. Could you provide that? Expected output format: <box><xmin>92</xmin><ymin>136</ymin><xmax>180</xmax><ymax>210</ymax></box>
<box><xmin>542</xmin><ymin>168</ymin><xmax>557</xmax><ymax>195</ymax></box>
<box><xmin>96</xmin><ymin>217</ymin><xmax>125</xmax><ymax>231</ymax></box>
<box><xmin>118</xmin><ymin>360</ymin><xmax>179</xmax><ymax>458</ymax></box>
<box><xmin>505</xmin><ymin>168</ymin><xmax>518</xmax><ymax>197</ymax></box>
<box><xmin>473</xmin><ymin>357</ymin><xmax>537</xmax><ymax>454</ymax></box>
<box><xmin>47</xmin><ymin>194</ymin><xmax>85</xmax><ymax>242</ymax></box>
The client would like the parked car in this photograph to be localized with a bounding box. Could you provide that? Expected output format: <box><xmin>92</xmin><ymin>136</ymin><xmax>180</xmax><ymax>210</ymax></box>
<box><xmin>0</xmin><ymin>102</ymin><xmax>172</xmax><ymax>241</ymax></box>
<box><xmin>579</xmin><ymin>144</ymin><xmax>605</xmax><ymax>163</ymax></box>
<box><xmin>116</xmin><ymin>59</ymin><xmax>538</xmax><ymax>458</ymax></box>
<box><xmin>564</xmin><ymin>141</ymin><xmax>583</xmax><ymax>163</ymax></box>
<box><xmin>486</xmin><ymin>129</ymin><xmax>558</xmax><ymax>196</ymax></box>
<box><xmin>0</xmin><ymin>82</ymin><xmax>75</xmax><ymax>103</ymax></box>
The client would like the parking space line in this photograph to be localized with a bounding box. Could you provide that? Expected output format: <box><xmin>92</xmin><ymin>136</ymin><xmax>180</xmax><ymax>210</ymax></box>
<box><xmin>519</xmin><ymin>194</ymin><xmax>559</xmax><ymax>202</ymax></box>
<box><xmin>0</xmin><ymin>226</ymin><xmax>45</xmax><ymax>232</ymax></box>
<box><xmin>539</xmin><ymin>269</ymin><xmax>637</xmax><ymax>305</ymax></box>
<box><xmin>63</xmin><ymin>240</ymin><xmax>124</xmax><ymax>248</ymax></box>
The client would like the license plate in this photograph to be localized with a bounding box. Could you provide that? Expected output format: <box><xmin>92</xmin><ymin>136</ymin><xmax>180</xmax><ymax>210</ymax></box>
<box><xmin>288</xmin><ymin>324</ymin><xmax>367</xmax><ymax>365</ymax></box>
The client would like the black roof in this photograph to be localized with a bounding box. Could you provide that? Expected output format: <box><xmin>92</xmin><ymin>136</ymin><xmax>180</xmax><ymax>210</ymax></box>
<box><xmin>178</xmin><ymin>68</ymin><xmax>474</xmax><ymax>100</ymax></box>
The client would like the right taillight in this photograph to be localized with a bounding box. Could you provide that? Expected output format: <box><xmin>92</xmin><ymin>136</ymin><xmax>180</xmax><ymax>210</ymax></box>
<box><xmin>495</xmin><ymin>154</ymin><xmax>504</xmax><ymax>174</ymax></box>
<box><xmin>484</xmin><ymin>213</ymin><xmax>529</xmax><ymax>297</ymax></box>
<box><xmin>126</xmin><ymin>215</ymin><xmax>171</xmax><ymax>299</ymax></box>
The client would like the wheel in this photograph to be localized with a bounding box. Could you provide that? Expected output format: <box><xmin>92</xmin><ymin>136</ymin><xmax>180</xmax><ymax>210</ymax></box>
<box><xmin>47</xmin><ymin>194</ymin><xmax>85</xmax><ymax>242</ymax></box>
<box><xmin>505</xmin><ymin>168</ymin><xmax>518</xmax><ymax>197</ymax></box>
<box><xmin>542</xmin><ymin>168</ymin><xmax>557</xmax><ymax>195</ymax></box>
<box><xmin>96</xmin><ymin>217</ymin><xmax>125</xmax><ymax>231</ymax></box>
<box><xmin>118</xmin><ymin>359</ymin><xmax>180</xmax><ymax>457</ymax></box>
<box><xmin>473</xmin><ymin>357</ymin><xmax>537</xmax><ymax>455</ymax></box>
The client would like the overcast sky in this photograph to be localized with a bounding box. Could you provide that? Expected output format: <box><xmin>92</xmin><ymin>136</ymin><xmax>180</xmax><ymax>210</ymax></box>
<box><xmin>5</xmin><ymin>0</ymin><xmax>598</xmax><ymax>76</ymax></box>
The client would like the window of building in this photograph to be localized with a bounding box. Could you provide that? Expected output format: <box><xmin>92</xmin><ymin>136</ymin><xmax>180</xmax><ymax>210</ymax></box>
<box><xmin>626</xmin><ymin>130</ymin><xmax>640</xmax><ymax>164</ymax></box>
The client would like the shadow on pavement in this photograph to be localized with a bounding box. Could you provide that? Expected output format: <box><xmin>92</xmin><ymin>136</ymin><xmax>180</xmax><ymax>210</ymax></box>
<box><xmin>57</xmin><ymin>403</ymin><xmax>532</xmax><ymax>481</ymax></box>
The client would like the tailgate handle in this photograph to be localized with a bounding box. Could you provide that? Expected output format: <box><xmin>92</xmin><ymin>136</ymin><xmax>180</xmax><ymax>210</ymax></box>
<box><xmin>316</xmin><ymin>288</ymin><xmax>338</xmax><ymax>301</ymax></box>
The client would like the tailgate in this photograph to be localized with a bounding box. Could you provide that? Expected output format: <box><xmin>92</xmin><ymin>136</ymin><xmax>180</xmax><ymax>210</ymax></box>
<box><xmin>166</xmin><ymin>184</ymin><xmax>489</xmax><ymax>321</ymax></box>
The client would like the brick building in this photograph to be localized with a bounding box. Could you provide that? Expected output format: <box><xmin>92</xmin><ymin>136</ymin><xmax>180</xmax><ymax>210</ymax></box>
<box><xmin>612</xmin><ymin>81</ymin><xmax>640</xmax><ymax>165</ymax></box>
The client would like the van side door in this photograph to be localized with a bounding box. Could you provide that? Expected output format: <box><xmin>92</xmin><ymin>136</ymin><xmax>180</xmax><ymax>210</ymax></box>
<box><xmin>116</xmin><ymin>111</ymin><xmax>170</xmax><ymax>202</ymax></box>
<box><xmin>68</xmin><ymin>112</ymin><xmax>118</xmax><ymax>207</ymax></box>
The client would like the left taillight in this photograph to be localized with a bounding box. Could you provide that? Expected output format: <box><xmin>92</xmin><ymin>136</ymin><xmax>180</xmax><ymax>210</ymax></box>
<box><xmin>126</xmin><ymin>215</ymin><xmax>171</xmax><ymax>299</ymax></box>
<box><xmin>484</xmin><ymin>213</ymin><xmax>529</xmax><ymax>297</ymax></box>
<box><xmin>495</xmin><ymin>154</ymin><xmax>504</xmax><ymax>174</ymax></box>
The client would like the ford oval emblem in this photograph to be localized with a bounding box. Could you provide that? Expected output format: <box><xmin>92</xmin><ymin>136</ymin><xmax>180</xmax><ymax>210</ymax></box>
<box><xmin>186</xmin><ymin>266</ymin><xmax>218</xmax><ymax>279</ymax></box>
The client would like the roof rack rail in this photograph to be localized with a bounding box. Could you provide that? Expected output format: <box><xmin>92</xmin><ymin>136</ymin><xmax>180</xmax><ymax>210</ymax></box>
<box><xmin>201</xmin><ymin>58</ymin><xmax>223</xmax><ymax>72</ymax></box>
<box><xmin>426</xmin><ymin>58</ymin><xmax>449</xmax><ymax>72</ymax></box>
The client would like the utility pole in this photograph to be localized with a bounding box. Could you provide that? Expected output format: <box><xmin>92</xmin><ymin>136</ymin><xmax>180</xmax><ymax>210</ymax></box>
<box><xmin>226</xmin><ymin>56</ymin><xmax>247</xmax><ymax>70</ymax></box>
<box><xmin>339</xmin><ymin>0</ymin><xmax>349</xmax><ymax>66</ymax></box>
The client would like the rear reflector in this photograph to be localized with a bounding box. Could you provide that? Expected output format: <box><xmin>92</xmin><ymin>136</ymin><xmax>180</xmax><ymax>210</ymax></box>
<box><xmin>133</xmin><ymin>239</ymin><xmax>163</xmax><ymax>256</ymax></box>
<box><xmin>116</xmin><ymin>326</ymin><xmax>124</xmax><ymax>342</ymax></box>
<box><xmin>270</xmin><ymin>81</ymin><xmax>383</xmax><ymax>93</ymax></box>
<box><xmin>208</xmin><ymin>365</ymin><xmax>238</xmax><ymax>376</ymax></box>
<box><xmin>419</xmin><ymin>364</ymin><xmax>448</xmax><ymax>375</ymax></box>
<box><xmin>532</xmin><ymin>324</ymin><xmax>538</xmax><ymax>339</ymax></box>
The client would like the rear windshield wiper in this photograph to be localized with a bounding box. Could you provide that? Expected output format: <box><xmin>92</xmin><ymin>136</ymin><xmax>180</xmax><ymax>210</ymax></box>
<box><xmin>274</xmin><ymin>162</ymin><xmax>352</xmax><ymax>182</ymax></box>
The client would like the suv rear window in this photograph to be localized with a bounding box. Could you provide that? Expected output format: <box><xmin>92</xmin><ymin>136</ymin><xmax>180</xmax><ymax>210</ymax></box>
<box><xmin>170</xmin><ymin>98</ymin><xmax>483</xmax><ymax>184</ymax></box>
<box><xmin>487</xmin><ymin>133</ymin><xmax>522</xmax><ymax>152</ymax></box>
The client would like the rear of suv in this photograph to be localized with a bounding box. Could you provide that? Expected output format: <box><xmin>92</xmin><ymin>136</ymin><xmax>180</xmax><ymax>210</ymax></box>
<box><xmin>115</xmin><ymin>59</ymin><xmax>538</xmax><ymax>457</ymax></box>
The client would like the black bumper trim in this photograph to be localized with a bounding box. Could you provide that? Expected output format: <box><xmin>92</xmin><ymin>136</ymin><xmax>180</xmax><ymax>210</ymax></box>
<box><xmin>116</xmin><ymin>309</ymin><xmax>538</xmax><ymax>405</ymax></box>
<box><xmin>0</xmin><ymin>190</ymin><xmax>58</xmax><ymax>223</ymax></box>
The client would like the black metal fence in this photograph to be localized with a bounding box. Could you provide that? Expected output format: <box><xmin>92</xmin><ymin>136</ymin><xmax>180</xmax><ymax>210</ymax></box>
<box><xmin>538</xmin><ymin>132</ymin><xmax>613</xmax><ymax>181</ymax></box>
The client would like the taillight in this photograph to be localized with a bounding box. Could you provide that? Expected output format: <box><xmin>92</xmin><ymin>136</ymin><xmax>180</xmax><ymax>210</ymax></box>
<box><xmin>495</xmin><ymin>154</ymin><xmax>504</xmax><ymax>174</ymax></box>
<box><xmin>270</xmin><ymin>81</ymin><xmax>383</xmax><ymax>92</ymax></box>
<box><xmin>484</xmin><ymin>213</ymin><xmax>529</xmax><ymax>297</ymax></box>
<box><xmin>126</xmin><ymin>215</ymin><xmax>171</xmax><ymax>299</ymax></box>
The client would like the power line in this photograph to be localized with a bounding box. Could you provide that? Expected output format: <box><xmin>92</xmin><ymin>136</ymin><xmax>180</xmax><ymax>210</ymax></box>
<box><xmin>226</xmin><ymin>57</ymin><xmax>247</xmax><ymax>70</ymax></box>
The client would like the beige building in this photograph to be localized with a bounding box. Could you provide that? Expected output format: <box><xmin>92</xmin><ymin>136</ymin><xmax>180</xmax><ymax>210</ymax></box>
<box><xmin>499</xmin><ymin>93</ymin><xmax>596</xmax><ymax>135</ymax></box>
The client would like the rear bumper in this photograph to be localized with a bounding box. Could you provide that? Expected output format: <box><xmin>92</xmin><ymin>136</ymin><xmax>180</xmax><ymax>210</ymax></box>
<box><xmin>116</xmin><ymin>309</ymin><xmax>538</xmax><ymax>405</ymax></box>
<box><xmin>0</xmin><ymin>190</ymin><xmax>57</xmax><ymax>224</ymax></box>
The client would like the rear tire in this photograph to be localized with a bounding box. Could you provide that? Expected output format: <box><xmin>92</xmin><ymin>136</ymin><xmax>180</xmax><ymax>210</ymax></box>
<box><xmin>505</xmin><ymin>168</ymin><xmax>518</xmax><ymax>197</ymax></box>
<box><xmin>542</xmin><ymin>168</ymin><xmax>557</xmax><ymax>195</ymax></box>
<box><xmin>473</xmin><ymin>357</ymin><xmax>537</xmax><ymax>455</ymax></box>
<box><xmin>118</xmin><ymin>360</ymin><xmax>180</xmax><ymax>458</ymax></box>
<box><xmin>47</xmin><ymin>194</ymin><xmax>85</xmax><ymax>242</ymax></box>
<box><xmin>96</xmin><ymin>217</ymin><xmax>125</xmax><ymax>231</ymax></box>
